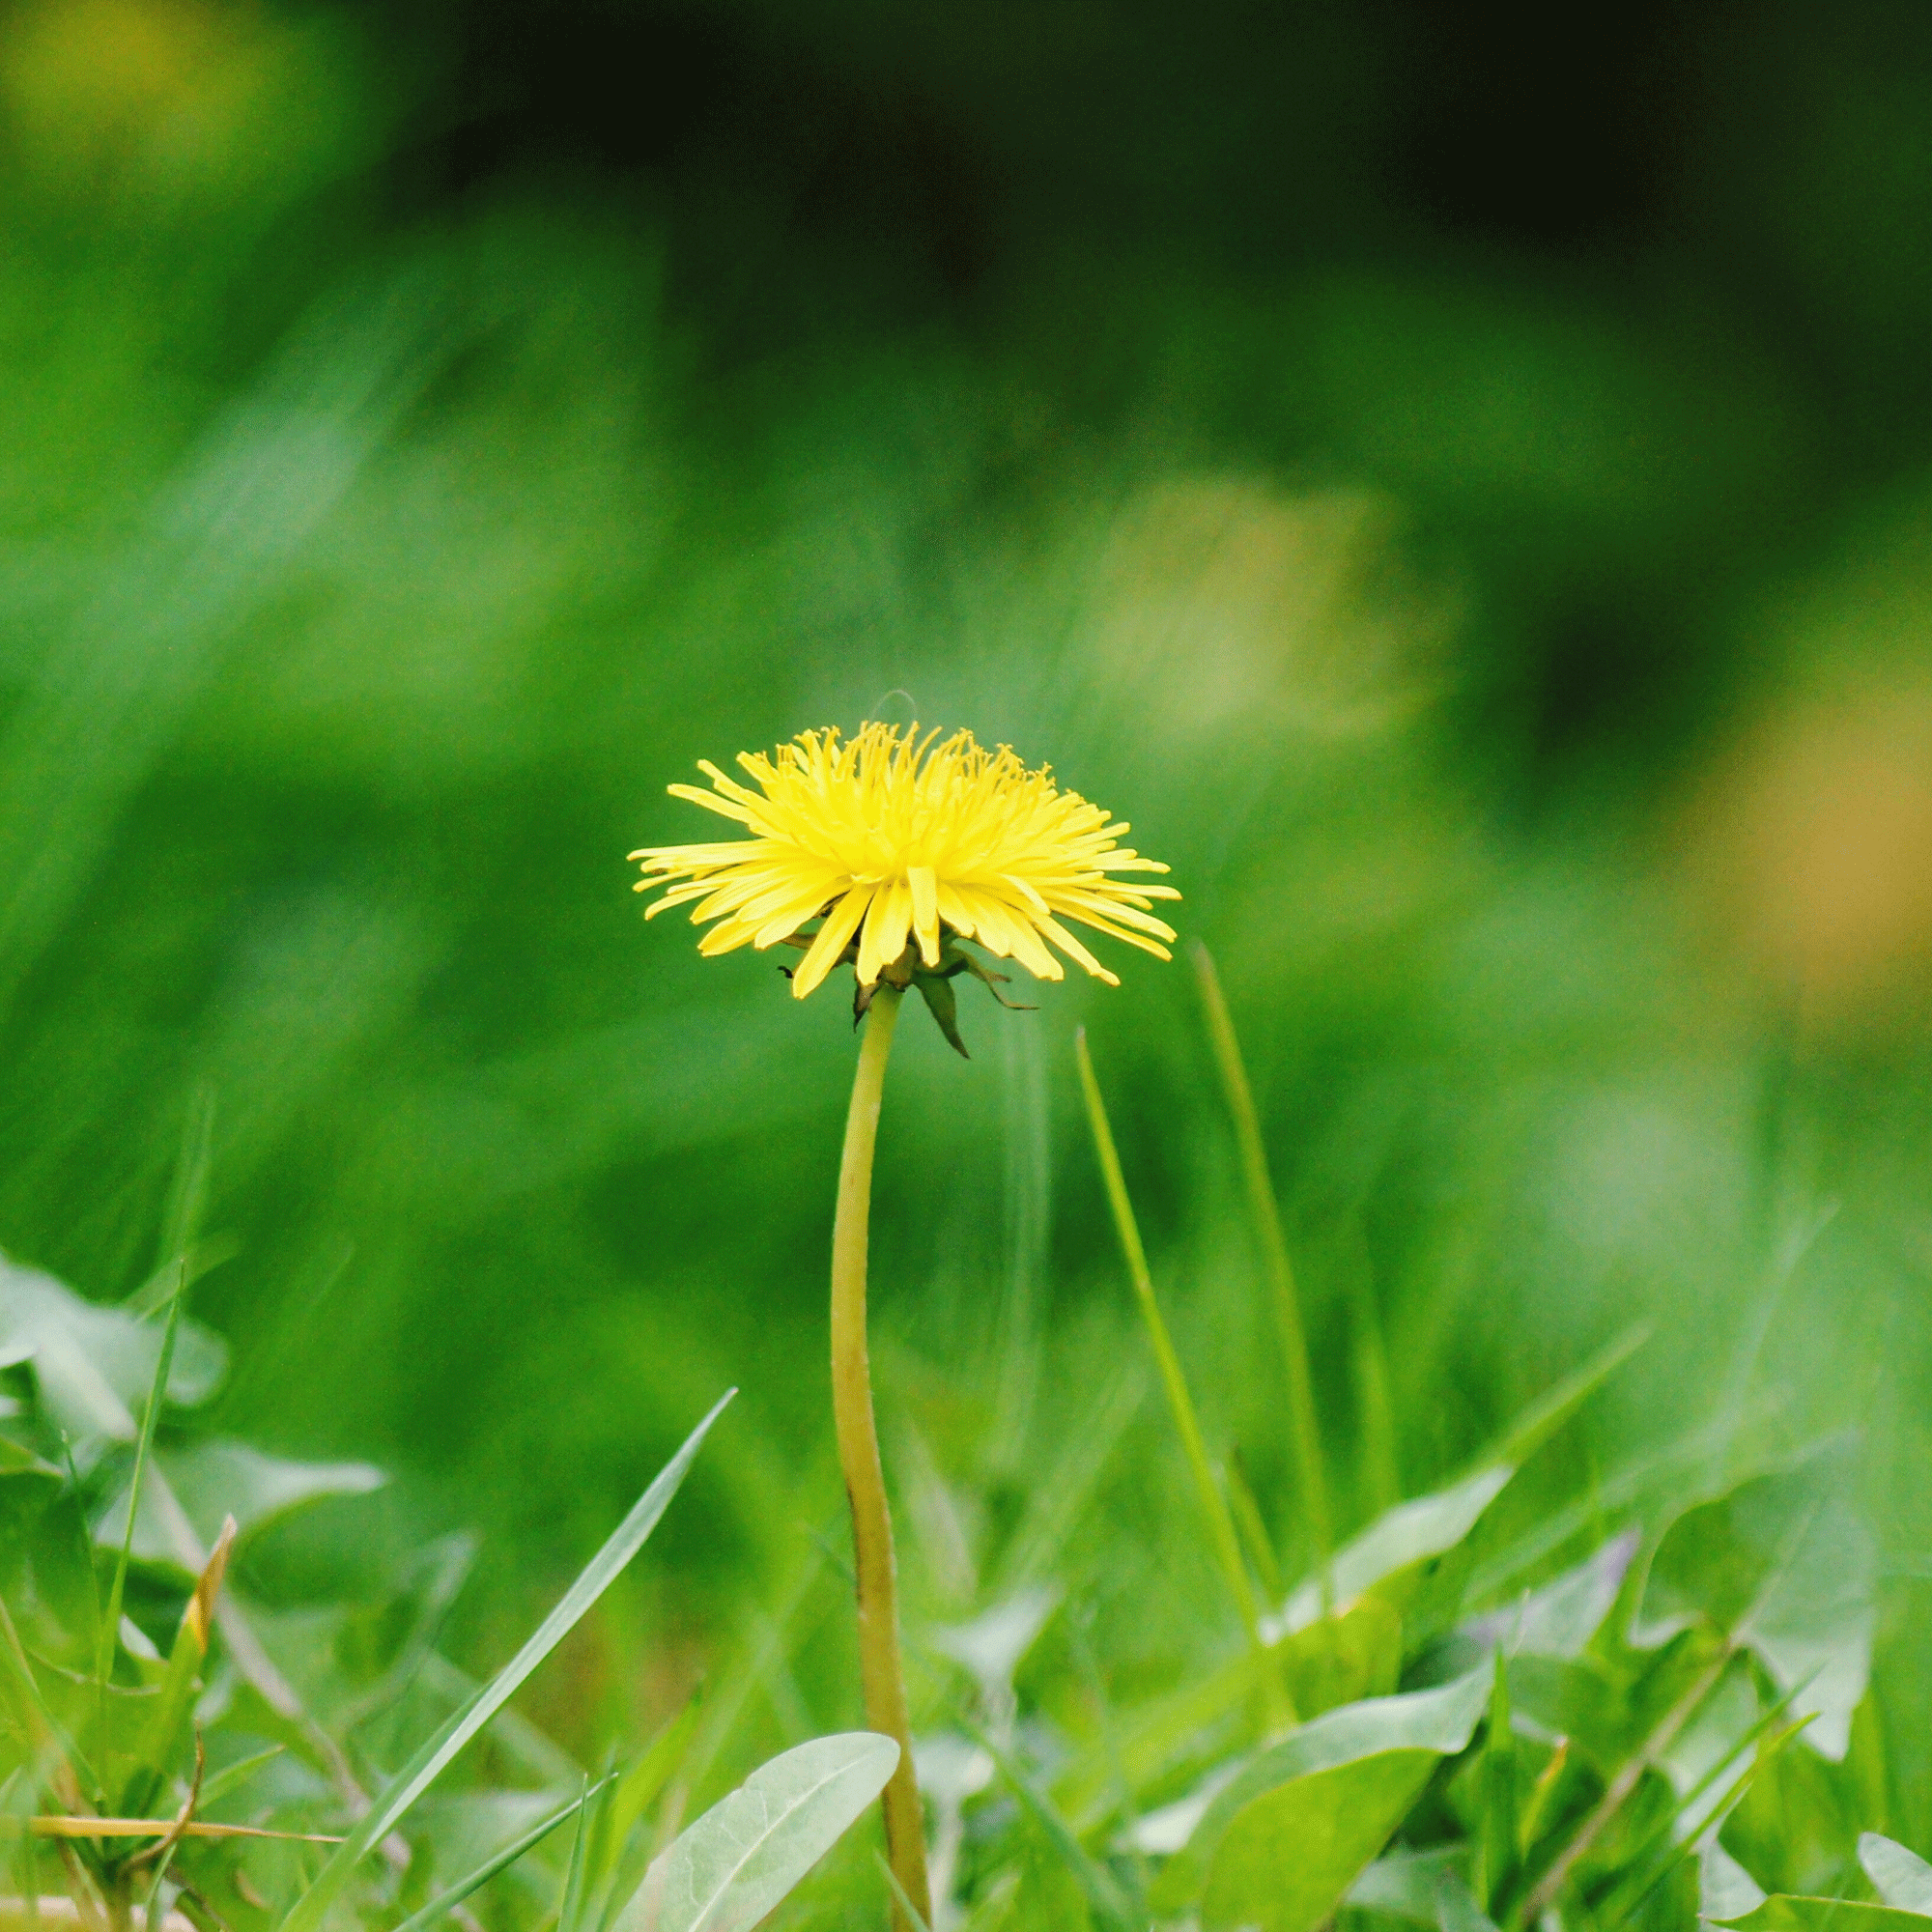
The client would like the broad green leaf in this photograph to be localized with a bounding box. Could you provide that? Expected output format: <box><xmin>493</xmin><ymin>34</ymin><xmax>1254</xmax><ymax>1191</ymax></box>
<box><xmin>98</xmin><ymin>1439</ymin><xmax>386</xmax><ymax>1565</ymax></box>
<box><xmin>1463</xmin><ymin>1530</ymin><xmax>1638</xmax><ymax>1659</ymax></box>
<box><xmin>1266</xmin><ymin>1328</ymin><xmax>1646</xmax><ymax>1638</ymax></box>
<box><xmin>1502</xmin><ymin>1653</ymin><xmax>1630</xmax><ymax>1771</ymax></box>
<box><xmin>1267</xmin><ymin>1465</ymin><xmax>1512</xmax><ymax>1636</ymax></box>
<box><xmin>1435</xmin><ymin>1872</ymin><xmax>1503</xmax><ymax>1932</ymax></box>
<box><xmin>1201</xmin><ymin>1748</ymin><xmax>1442</xmax><ymax>1932</ymax></box>
<box><xmin>1860</xmin><ymin>1836</ymin><xmax>1932</xmax><ymax>1917</ymax></box>
<box><xmin>1347</xmin><ymin>1846</ymin><xmax>1465</xmax><ymax>1923</ymax></box>
<box><xmin>1716</xmin><ymin>1900</ymin><xmax>1932</xmax><ymax>1928</ymax></box>
<box><xmin>1634</xmin><ymin>1437</ymin><xmax>1874</xmax><ymax>1758</ymax></box>
<box><xmin>1466</xmin><ymin>1406</ymin><xmax>1775</xmax><ymax>1610</ymax></box>
<box><xmin>615</xmin><ymin>1732</ymin><xmax>899</xmax><ymax>1932</ymax></box>
<box><xmin>278</xmin><ymin>1388</ymin><xmax>733</xmax><ymax>1932</ymax></box>
<box><xmin>1702</xmin><ymin>1840</ymin><xmax>1768</xmax><ymax>1922</ymax></box>
<box><xmin>1151</xmin><ymin>1668</ymin><xmax>1489</xmax><ymax>1913</ymax></box>
<box><xmin>0</xmin><ymin>1256</ymin><xmax>226</xmax><ymax>1445</ymax></box>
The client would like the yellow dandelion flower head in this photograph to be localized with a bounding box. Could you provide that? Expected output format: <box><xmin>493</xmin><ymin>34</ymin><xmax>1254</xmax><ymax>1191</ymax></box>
<box><xmin>630</xmin><ymin>723</ymin><xmax>1180</xmax><ymax>1000</ymax></box>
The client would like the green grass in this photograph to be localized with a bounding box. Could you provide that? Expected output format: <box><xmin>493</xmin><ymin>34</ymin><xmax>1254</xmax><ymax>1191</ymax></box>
<box><xmin>6</xmin><ymin>2</ymin><xmax>1932</xmax><ymax>1923</ymax></box>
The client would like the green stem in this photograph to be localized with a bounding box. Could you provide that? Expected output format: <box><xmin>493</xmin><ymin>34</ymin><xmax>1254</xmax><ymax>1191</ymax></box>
<box><xmin>831</xmin><ymin>987</ymin><xmax>931</xmax><ymax>1931</ymax></box>
<box><xmin>1076</xmin><ymin>1028</ymin><xmax>1294</xmax><ymax>1728</ymax></box>
<box><xmin>1190</xmin><ymin>942</ymin><xmax>1334</xmax><ymax>1616</ymax></box>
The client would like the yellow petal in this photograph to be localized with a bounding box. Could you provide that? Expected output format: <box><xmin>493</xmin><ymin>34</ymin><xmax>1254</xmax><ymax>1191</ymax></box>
<box><xmin>908</xmin><ymin>866</ymin><xmax>941</xmax><ymax>966</ymax></box>
<box><xmin>792</xmin><ymin>887</ymin><xmax>874</xmax><ymax>999</ymax></box>
<box><xmin>1034</xmin><ymin>912</ymin><xmax>1122</xmax><ymax>985</ymax></box>
<box><xmin>667</xmin><ymin>782</ymin><xmax>753</xmax><ymax>823</ymax></box>
<box><xmin>857</xmin><ymin>878</ymin><xmax>914</xmax><ymax>985</ymax></box>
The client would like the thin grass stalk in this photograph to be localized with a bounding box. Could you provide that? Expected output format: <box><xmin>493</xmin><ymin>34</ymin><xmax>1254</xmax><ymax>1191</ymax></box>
<box><xmin>1075</xmin><ymin>1028</ymin><xmax>1294</xmax><ymax>1728</ymax></box>
<box><xmin>1223</xmin><ymin>1450</ymin><xmax>1285</xmax><ymax>1605</ymax></box>
<box><xmin>1519</xmin><ymin>1645</ymin><xmax>1733</xmax><ymax>1923</ymax></box>
<box><xmin>94</xmin><ymin>1272</ymin><xmax>187</xmax><ymax>1782</ymax></box>
<box><xmin>1345</xmin><ymin>1224</ymin><xmax>1402</xmax><ymax>1515</ymax></box>
<box><xmin>830</xmin><ymin>986</ymin><xmax>930</xmax><ymax>1929</ymax></box>
<box><xmin>1190</xmin><ymin>941</ymin><xmax>1334</xmax><ymax>1615</ymax></box>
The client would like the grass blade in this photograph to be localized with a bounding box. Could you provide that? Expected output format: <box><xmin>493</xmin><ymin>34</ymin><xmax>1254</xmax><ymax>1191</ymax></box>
<box><xmin>1076</xmin><ymin>1028</ymin><xmax>1290</xmax><ymax>1724</ymax></box>
<box><xmin>0</xmin><ymin>1593</ymin><xmax>99</xmax><ymax>1798</ymax></box>
<box><xmin>97</xmin><ymin>1092</ymin><xmax>215</xmax><ymax>1759</ymax></box>
<box><xmin>94</xmin><ymin>1277</ymin><xmax>190</xmax><ymax>1782</ymax></box>
<box><xmin>1343</xmin><ymin>1220</ymin><xmax>1402</xmax><ymax>1516</ymax></box>
<box><xmin>278</xmin><ymin>1387</ymin><xmax>735</xmax><ymax>1932</ymax></box>
<box><xmin>1191</xmin><ymin>941</ymin><xmax>1334</xmax><ymax>1611</ymax></box>
<box><xmin>387</xmin><ymin>1790</ymin><xmax>588</xmax><ymax>1932</ymax></box>
<box><xmin>1477</xmin><ymin>1648</ymin><xmax>1517</xmax><ymax>1917</ymax></box>
<box><xmin>193</xmin><ymin>1747</ymin><xmax>285</xmax><ymax>1811</ymax></box>
<box><xmin>123</xmin><ymin>1516</ymin><xmax>237</xmax><ymax>1818</ymax></box>
<box><xmin>873</xmin><ymin>1850</ymin><xmax>935</xmax><ymax>1932</ymax></box>
<box><xmin>969</xmin><ymin>1722</ymin><xmax>1137</xmax><ymax>1932</ymax></box>
<box><xmin>594</xmin><ymin>1695</ymin><xmax>706</xmax><ymax>1932</ymax></box>
<box><xmin>557</xmin><ymin>1775</ymin><xmax>604</xmax><ymax>1932</ymax></box>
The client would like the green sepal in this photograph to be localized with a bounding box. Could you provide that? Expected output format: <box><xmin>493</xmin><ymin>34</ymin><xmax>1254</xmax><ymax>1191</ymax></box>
<box><xmin>916</xmin><ymin>972</ymin><xmax>970</xmax><ymax>1058</ymax></box>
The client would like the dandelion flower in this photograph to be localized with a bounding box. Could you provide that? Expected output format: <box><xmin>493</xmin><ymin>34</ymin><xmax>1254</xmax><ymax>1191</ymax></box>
<box><xmin>631</xmin><ymin>723</ymin><xmax>1180</xmax><ymax>1000</ymax></box>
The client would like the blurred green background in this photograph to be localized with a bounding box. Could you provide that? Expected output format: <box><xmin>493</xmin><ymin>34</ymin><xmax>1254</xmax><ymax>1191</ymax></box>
<box><xmin>5</xmin><ymin>0</ymin><xmax>1932</xmax><ymax>1769</ymax></box>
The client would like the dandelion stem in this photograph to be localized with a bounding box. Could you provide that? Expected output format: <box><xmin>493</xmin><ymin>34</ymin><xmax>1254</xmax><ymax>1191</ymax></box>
<box><xmin>830</xmin><ymin>986</ymin><xmax>931</xmax><ymax>1930</ymax></box>
<box><xmin>1190</xmin><ymin>941</ymin><xmax>1334</xmax><ymax>1617</ymax></box>
<box><xmin>1076</xmin><ymin>1028</ymin><xmax>1295</xmax><ymax>1729</ymax></box>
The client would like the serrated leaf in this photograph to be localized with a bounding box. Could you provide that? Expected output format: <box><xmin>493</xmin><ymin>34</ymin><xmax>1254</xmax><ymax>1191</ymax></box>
<box><xmin>615</xmin><ymin>1732</ymin><xmax>899</xmax><ymax>1932</ymax></box>
<box><xmin>1634</xmin><ymin>1437</ymin><xmax>1874</xmax><ymax>1758</ymax></box>
<box><xmin>1151</xmin><ymin>1668</ymin><xmax>1490</xmax><ymax>1915</ymax></box>
<box><xmin>1860</xmin><ymin>1835</ymin><xmax>1932</xmax><ymax>1917</ymax></box>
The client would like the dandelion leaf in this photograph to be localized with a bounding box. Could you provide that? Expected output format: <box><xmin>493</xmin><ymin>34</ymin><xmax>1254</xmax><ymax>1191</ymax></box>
<box><xmin>1633</xmin><ymin>1437</ymin><xmax>1874</xmax><ymax>1758</ymax></box>
<box><xmin>1151</xmin><ymin>1668</ymin><xmax>1489</xmax><ymax>1914</ymax></box>
<box><xmin>1199</xmin><ymin>1747</ymin><xmax>1442</xmax><ymax>1932</ymax></box>
<box><xmin>616</xmin><ymin>1731</ymin><xmax>899</xmax><ymax>1932</ymax></box>
<box><xmin>1861</xmin><ymin>1835</ymin><xmax>1932</xmax><ymax>1917</ymax></box>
